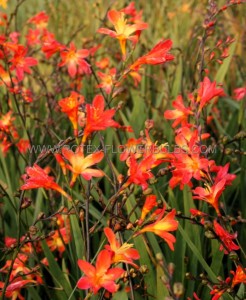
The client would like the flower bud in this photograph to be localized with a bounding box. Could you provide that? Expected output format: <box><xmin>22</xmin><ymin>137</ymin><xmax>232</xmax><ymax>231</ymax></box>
<box><xmin>173</xmin><ymin>282</ymin><xmax>184</xmax><ymax>297</ymax></box>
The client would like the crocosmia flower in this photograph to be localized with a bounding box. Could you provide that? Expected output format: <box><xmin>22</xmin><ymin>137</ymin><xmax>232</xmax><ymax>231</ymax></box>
<box><xmin>77</xmin><ymin>249</ymin><xmax>124</xmax><ymax>294</ymax></box>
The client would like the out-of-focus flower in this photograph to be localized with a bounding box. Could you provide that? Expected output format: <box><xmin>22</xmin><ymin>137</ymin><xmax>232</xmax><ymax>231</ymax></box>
<box><xmin>233</xmin><ymin>86</ymin><xmax>246</xmax><ymax>101</ymax></box>
<box><xmin>0</xmin><ymin>0</ymin><xmax>7</xmax><ymax>9</ymax></box>
<box><xmin>41</xmin><ymin>30</ymin><xmax>65</xmax><ymax>58</ymax></box>
<box><xmin>28</xmin><ymin>11</ymin><xmax>49</xmax><ymax>29</ymax></box>
<box><xmin>59</xmin><ymin>42</ymin><xmax>90</xmax><ymax>77</ymax></box>
<box><xmin>16</xmin><ymin>139</ymin><xmax>30</xmax><ymax>154</ymax></box>
<box><xmin>0</xmin><ymin>111</ymin><xmax>15</xmax><ymax>133</ymax></box>
<box><xmin>0</xmin><ymin>279</ymin><xmax>36</xmax><ymax>300</ymax></box>
<box><xmin>95</xmin><ymin>57</ymin><xmax>110</xmax><ymax>69</ymax></box>
<box><xmin>96</xmin><ymin>68</ymin><xmax>116</xmax><ymax>94</ymax></box>
<box><xmin>9</xmin><ymin>45</ymin><xmax>38</xmax><ymax>81</ymax></box>
<box><xmin>119</xmin><ymin>137</ymin><xmax>143</xmax><ymax>161</ymax></box>
<box><xmin>231</xmin><ymin>265</ymin><xmax>246</xmax><ymax>287</ymax></box>
<box><xmin>46</xmin><ymin>227</ymin><xmax>71</xmax><ymax>256</ymax></box>
<box><xmin>26</xmin><ymin>28</ymin><xmax>41</xmax><ymax>46</ymax></box>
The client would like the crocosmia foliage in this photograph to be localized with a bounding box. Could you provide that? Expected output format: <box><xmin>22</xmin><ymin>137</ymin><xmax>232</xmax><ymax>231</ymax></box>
<box><xmin>0</xmin><ymin>1</ymin><xmax>246</xmax><ymax>299</ymax></box>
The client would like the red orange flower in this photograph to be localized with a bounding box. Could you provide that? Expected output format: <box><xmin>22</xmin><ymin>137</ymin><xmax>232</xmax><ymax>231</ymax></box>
<box><xmin>104</xmin><ymin>227</ymin><xmax>140</xmax><ymax>267</ymax></box>
<box><xmin>98</xmin><ymin>9</ymin><xmax>148</xmax><ymax>59</ymax></box>
<box><xmin>197</xmin><ymin>77</ymin><xmax>225</xmax><ymax>111</ymax></box>
<box><xmin>170</xmin><ymin>151</ymin><xmax>210</xmax><ymax>189</ymax></box>
<box><xmin>61</xmin><ymin>146</ymin><xmax>104</xmax><ymax>186</ymax></box>
<box><xmin>41</xmin><ymin>30</ymin><xmax>65</xmax><ymax>58</ymax></box>
<box><xmin>77</xmin><ymin>250</ymin><xmax>124</xmax><ymax>294</ymax></box>
<box><xmin>0</xmin><ymin>65</ymin><xmax>11</xmax><ymax>86</ymax></box>
<box><xmin>97</xmin><ymin>68</ymin><xmax>117</xmax><ymax>94</ymax></box>
<box><xmin>164</xmin><ymin>95</ymin><xmax>193</xmax><ymax>128</ymax></box>
<box><xmin>9</xmin><ymin>45</ymin><xmax>38</xmax><ymax>81</ymax></box>
<box><xmin>46</xmin><ymin>227</ymin><xmax>71</xmax><ymax>256</ymax></box>
<box><xmin>213</xmin><ymin>220</ymin><xmax>239</xmax><ymax>254</ymax></box>
<box><xmin>119</xmin><ymin>137</ymin><xmax>143</xmax><ymax>161</ymax></box>
<box><xmin>54</xmin><ymin>153</ymin><xmax>67</xmax><ymax>175</ymax></box>
<box><xmin>16</xmin><ymin>139</ymin><xmax>30</xmax><ymax>154</ymax></box>
<box><xmin>138</xmin><ymin>194</ymin><xmax>157</xmax><ymax>225</ymax></box>
<box><xmin>26</xmin><ymin>28</ymin><xmax>41</xmax><ymax>46</ymax></box>
<box><xmin>21</xmin><ymin>164</ymin><xmax>71</xmax><ymax>200</ymax></box>
<box><xmin>95</xmin><ymin>57</ymin><xmax>109</xmax><ymax>69</ymax></box>
<box><xmin>125</xmin><ymin>154</ymin><xmax>156</xmax><ymax>190</ymax></box>
<box><xmin>193</xmin><ymin>179</ymin><xmax>227</xmax><ymax>215</ymax></box>
<box><xmin>58</xmin><ymin>92</ymin><xmax>84</xmax><ymax>137</ymax></box>
<box><xmin>231</xmin><ymin>265</ymin><xmax>246</xmax><ymax>287</ymax></box>
<box><xmin>0</xmin><ymin>279</ymin><xmax>36</xmax><ymax>300</ymax></box>
<box><xmin>129</xmin><ymin>39</ymin><xmax>174</xmax><ymax>71</ymax></box>
<box><xmin>82</xmin><ymin>94</ymin><xmax>120</xmax><ymax>143</ymax></box>
<box><xmin>28</xmin><ymin>11</ymin><xmax>49</xmax><ymax>29</ymax></box>
<box><xmin>59</xmin><ymin>42</ymin><xmax>90</xmax><ymax>77</ymax></box>
<box><xmin>233</xmin><ymin>86</ymin><xmax>246</xmax><ymax>101</ymax></box>
<box><xmin>0</xmin><ymin>111</ymin><xmax>15</xmax><ymax>133</ymax></box>
<box><xmin>136</xmin><ymin>207</ymin><xmax>178</xmax><ymax>250</ymax></box>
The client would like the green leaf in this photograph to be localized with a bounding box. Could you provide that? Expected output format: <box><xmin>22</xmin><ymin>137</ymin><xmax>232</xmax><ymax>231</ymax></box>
<box><xmin>178</xmin><ymin>225</ymin><xmax>217</xmax><ymax>282</ymax></box>
<box><xmin>41</xmin><ymin>241</ymin><xmax>75</xmax><ymax>300</ymax></box>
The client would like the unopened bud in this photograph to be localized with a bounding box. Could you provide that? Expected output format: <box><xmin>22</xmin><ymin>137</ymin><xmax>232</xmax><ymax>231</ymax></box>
<box><xmin>37</xmin><ymin>212</ymin><xmax>46</xmax><ymax>220</ymax></box>
<box><xmin>114</xmin><ymin>223</ymin><xmax>122</xmax><ymax>232</ymax></box>
<box><xmin>145</xmin><ymin>119</ymin><xmax>154</xmax><ymax>130</ymax></box>
<box><xmin>47</xmin><ymin>230</ymin><xmax>55</xmax><ymax>238</ymax></box>
<box><xmin>149</xmin><ymin>177</ymin><xmax>157</xmax><ymax>184</ymax></box>
<box><xmin>222</xmin><ymin>136</ymin><xmax>229</xmax><ymax>144</ymax></box>
<box><xmin>126</xmin><ymin>223</ymin><xmax>133</xmax><ymax>230</ymax></box>
<box><xmin>79</xmin><ymin>210</ymin><xmax>84</xmax><ymax>221</ymax></box>
<box><xmin>29</xmin><ymin>225</ymin><xmax>38</xmax><ymax>236</ymax></box>
<box><xmin>205</xmin><ymin>230</ymin><xmax>216</xmax><ymax>239</ymax></box>
<box><xmin>225</xmin><ymin>148</ymin><xmax>232</xmax><ymax>155</ymax></box>
<box><xmin>156</xmin><ymin>253</ymin><xmax>163</xmax><ymax>261</ymax></box>
<box><xmin>204</xmin><ymin>221</ymin><xmax>213</xmax><ymax>230</ymax></box>
<box><xmin>21</xmin><ymin>197</ymin><xmax>32</xmax><ymax>209</ymax></box>
<box><xmin>234</xmin><ymin>131</ymin><xmax>246</xmax><ymax>140</ymax></box>
<box><xmin>229</xmin><ymin>251</ymin><xmax>239</xmax><ymax>261</ymax></box>
<box><xmin>143</xmin><ymin>188</ymin><xmax>153</xmax><ymax>195</ymax></box>
<box><xmin>57</xmin><ymin>206</ymin><xmax>65</xmax><ymax>213</ymax></box>
<box><xmin>173</xmin><ymin>282</ymin><xmax>184</xmax><ymax>297</ymax></box>
<box><xmin>139</xmin><ymin>265</ymin><xmax>148</xmax><ymax>274</ymax></box>
<box><xmin>168</xmin><ymin>262</ymin><xmax>175</xmax><ymax>276</ymax></box>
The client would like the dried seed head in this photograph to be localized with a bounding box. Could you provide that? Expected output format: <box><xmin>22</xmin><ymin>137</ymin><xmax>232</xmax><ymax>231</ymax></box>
<box><xmin>21</xmin><ymin>197</ymin><xmax>32</xmax><ymax>209</ymax></box>
<box><xmin>139</xmin><ymin>265</ymin><xmax>149</xmax><ymax>274</ymax></box>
